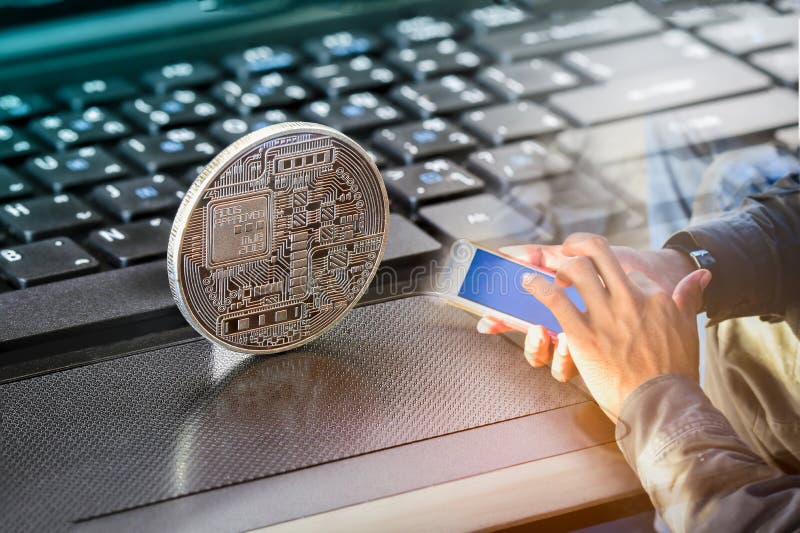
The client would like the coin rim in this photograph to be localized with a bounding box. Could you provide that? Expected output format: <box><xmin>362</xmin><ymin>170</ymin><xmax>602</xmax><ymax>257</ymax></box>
<box><xmin>167</xmin><ymin>121</ymin><xmax>390</xmax><ymax>354</ymax></box>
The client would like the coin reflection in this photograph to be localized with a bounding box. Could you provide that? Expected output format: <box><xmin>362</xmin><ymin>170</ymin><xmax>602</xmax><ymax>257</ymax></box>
<box><xmin>172</xmin><ymin>339</ymin><xmax>371</xmax><ymax>493</ymax></box>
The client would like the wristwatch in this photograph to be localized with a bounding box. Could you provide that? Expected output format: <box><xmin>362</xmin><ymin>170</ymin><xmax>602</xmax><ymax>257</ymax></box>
<box><xmin>664</xmin><ymin>241</ymin><xmax>717</xmax><ymax>272</ymax></box>
<box><xmin>664</xmin><ymin>231</ymin><xmax>716</xmax><ymax>272</ymax></box>
<box><xmin>664</xmin><ymin>234</ymin><xmax>716</xmax><ymax>314</ymax></box>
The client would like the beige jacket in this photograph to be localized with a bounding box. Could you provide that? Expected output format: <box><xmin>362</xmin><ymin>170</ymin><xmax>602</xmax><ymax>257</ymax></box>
<box><xmin>616</xmin><ymin>174</ymin><xmax>800</xmax><ymax>532</ymax></box>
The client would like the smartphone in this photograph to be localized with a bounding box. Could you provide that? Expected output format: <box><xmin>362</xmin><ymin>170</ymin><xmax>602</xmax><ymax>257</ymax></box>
<box><xmin>439</xmin><ymin>240</ymin><xmax>586</xmax><ymax>334</ymax></box>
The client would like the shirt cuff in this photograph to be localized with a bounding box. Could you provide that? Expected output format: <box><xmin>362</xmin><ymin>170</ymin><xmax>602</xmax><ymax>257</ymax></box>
<box><xmin>663</xmin><ymin>210</ymin><xmax>775</xmax><ymax>322</ymax></box>
<box><xmin>614</xmin><ymin>374</ymin><xmax>731</xmax><ymax>479</ymax></box>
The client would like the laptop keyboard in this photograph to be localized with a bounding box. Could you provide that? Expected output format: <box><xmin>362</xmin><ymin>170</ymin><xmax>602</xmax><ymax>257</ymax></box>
<box><xmin>0</xmin><ymin>1</ymin><xmax>797</xmax><ymax>299</ymax></box>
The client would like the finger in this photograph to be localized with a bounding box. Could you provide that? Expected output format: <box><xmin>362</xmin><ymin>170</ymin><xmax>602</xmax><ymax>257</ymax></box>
<box><xmin>672</xmin><ymin>269</ymin><xmax>711</xmax><ymax>317</ymax></box>
<box><xmin>561</xmin><ymin>233</ymin><xmax>630</xmax><ymax>294</ymax></box>
<box><xmin>524</xmin><ymin>324</ymin><xmax>553</xmax><ymax>367</ymax></box>
<box><xmin>551</xmin><ymin>333</ymin><xmax>579</xmax><ymax>382</ymax></box>
<box><xmin>553</xmin><ymin>353</ymin><xmax>579</xmax><ymax>382</ymax></box>
<box><xmin>522</xmin><ymin>273</ymin><xmax>588</xmax><ymax>336</ymax></box>
<box><xmin>499</xmin><ymin>244</ymin><xmax>567</xmax><ymax>271</ymax></box>
<box><xmin>555</xmin><ymin>256</ymin><xmax>607</xmax><ymax>308</ymax></box>
<box><xmin>476</xmin><ymin>315</ymin><xmax>514</xmax><ymax>335</ymax></box>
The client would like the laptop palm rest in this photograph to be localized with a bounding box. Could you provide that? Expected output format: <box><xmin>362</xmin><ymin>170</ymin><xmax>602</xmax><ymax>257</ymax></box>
<box><xmin>1</xmin><ymin>295</ymin><xmax>612</xmax><ymax>531</ymax></box>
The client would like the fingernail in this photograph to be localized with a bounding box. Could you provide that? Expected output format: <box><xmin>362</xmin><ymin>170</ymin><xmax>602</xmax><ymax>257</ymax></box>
<box><xmin>557</xmin><ymin>333</ymin><xmax>569</xmax><ymax>355</ymax></box>
<box><xmin>522</xmin><ymin>272</ymin><xmax>537</xmax><ymax>286</ymax></box>
<box><xmin>524</xmin><ymin>338</ymin><xmax>540</xmax><ymax>351</ymax></box>
<box><xmin>476</xmin><ymin>318</ymin><xmax>491</xmax><ymax>334</ymax></box>
<box><xmin>525</xmin><ymin>327</ymin><xmax>543</xmax><ymax>348</ymax></box>
<box><xmin>699</xmin><ymin>269</ymin><xmax>712</xmax><ymax>290</ymax></box>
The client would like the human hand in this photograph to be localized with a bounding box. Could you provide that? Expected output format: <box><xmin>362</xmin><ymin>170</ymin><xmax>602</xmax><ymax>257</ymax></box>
<box><xmin>476</xmin><ymin>237</ymin><xmax>697</xmax><ymax>382</ymax></box>
<box><xmin>518</xmin><ymin>233</ymin><xmax>710</xmax><ymax>421</ymax></box>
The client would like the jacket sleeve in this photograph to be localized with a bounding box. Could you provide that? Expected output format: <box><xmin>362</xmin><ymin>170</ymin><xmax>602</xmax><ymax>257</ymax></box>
<box><xmin>663</xmin><ymin>174</ymin><xmax>800</xmax><ymax>322</ymax></box>
<box><xmin>616</xmin><ymin>375</ymin><xmax>800</xmax><ymax>533</ymax></box>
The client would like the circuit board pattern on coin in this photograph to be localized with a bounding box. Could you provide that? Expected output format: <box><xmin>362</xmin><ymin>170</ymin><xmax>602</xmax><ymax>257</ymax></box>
<box><xmin>168</xmin><ymin>122</ymin><xmax>389</xmax><ymax>354</ymax></box>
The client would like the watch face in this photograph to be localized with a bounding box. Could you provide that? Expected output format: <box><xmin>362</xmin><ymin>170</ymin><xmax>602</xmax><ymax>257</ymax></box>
<box><xmin>689</xmin><ymin>249</ymin><xmax>715</xmax><ymax>270</ymax></box>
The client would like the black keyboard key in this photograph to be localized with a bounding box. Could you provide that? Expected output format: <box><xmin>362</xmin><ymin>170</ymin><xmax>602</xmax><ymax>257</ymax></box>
<box><xmin>208</xmin><ymin>117</ymin><xmax>248</xmax><ymax>146</ymax></box>
<box><xmin>390</xmin><ymin>75</ymin><xmax>493</xmax><ymax>118</ymax></box>
<box><xmin>775</xmin><ymin>0</ymin><xmax>800</xmax><ymax>13</ymax></box>
<box><xmin>119</xmin><ymin>128</ymin><xmax>218</xmax><ymax>172</ymax></box>
<box><xmin>383</xmin><ymin>159</ymin><xmax>484</xmax><ymax>210</ymax></box>
<box><xmin>384</xmin><ymin>15</ymin><xmax>460</xmax><ymax>47</ymax></box>
<box><xmin>300</xmin><ymin>92</ymin><xmax>404</xmax><ymax>133</ymax></box>
<box><xmin>418</xmin><ymin>193</ymin><xmax>547</xmax><ymax>244</ymax></box>
<box><xmin>591</xmin><ymin>154</ymin><xmax>706</xmax><ymax>238</ymax></box>
<box><xmin>0</xmin><ymin>237</ymin><xmax>99</xmax><ymax>288</ymax></box>
<box><xmin>467</xmin><ymin>140</ymin><xmax>572</xmax><ymax>189</ymax></box>
<box><xmin>57</xmin><ymin>78</ymin><xmax>138</xmax><ymax>110</ymax></box>
<box><xmin>223</xmin><ymin>45</ymin><xmax>298</xmax><ymax>78</ymax></box>
<box><xmin>235</xmin><ymin>109</ymin><xmax>295</xmax><ymax>131</ymax></box>
<box><xmin>387</xmin><ymin>39</ymin><xmax>483</xmax><ymax>81</ymax></box>
<box><xmin>213</xmin><ymin>74</ymin><xmax>310</xmax><ymax>114</ymax></box>
<box><xmin>475</xmin><ymin>3</ymin><xmax>662</xmax><ymax>63</ymax></box>
<box><xmin>461</xmin><ymin>101</ymin><xmax>565</xmax><ymax>145</ymax></box>
<box><xmin>372</xmin><ymin>118</ymin><xmax>477</xmax><ymax>164</ymax></box>
<box><xmin>0</xmin><ymin>194</ymin><xmax>103</xmax><ymax>242</ymax></box>
<box><xmin>463</xmin><ymin>4</ymin><xmax>533</xmax><ymax>34</ymax></box>
<box><xmin>92</xmin><ymin>174</ymin><xmax>184</xmax><ymax>222</ymax></box>
<box><xmin>365</xmin><ymin>146</ymin><xmax>388</xmax><ymax>168</ymax></box>
<box><xmin>25</xmin><ymin>146</ymin><xmax>128</xmax><ymax>193</ymax></box>
<box><xmin>301</xmin><ymin>56</ymin><xmax>396</xmax><ymax>97</ymax></box>
<box><xmin>0</xmin><ymin>166</ymin><xmax>34</xmax><ymax>201</ymax></box>
<box><xmin>121</xmin><ymin>90</ymin><xmax>220</xmax><ymax>133</ymax></box>
<box><xmin>29</xmin><ymin>107</ymin><xmax>132</xmax><ymax>150</ymax></box>
<box><xmin>0</xmin><ymin>93</ymin><xmax>54</xmax><ymax>122</ymax></box>
<box><xmin>142</xmin><ymin>61</ymin><xmax>221</xmax><ymax>93</ymax></box>
<box><xmin>640</xmin><ymin>1</ymin><xmax>775</xmax><ymax>29</ymax></box>
<box><xmin>563</xmin><ymin>30</ymin><xmax>714</xmax><ymax>82</ymax></box>
<box><xmin>382</xmin><ymin>213</ymin><xmax>441</xmax><ymax>265</ymax></box>
<box><xmin>698</xmin><ymin>15</ymin><xmax>796</xmax><ymax>55</ymax></box>
<box><xmin>550</xmin><ymin>56</ymin><xmax>771</xmax><ymax>126</ymax></box>
<box><xmin>556</xmin><ymin>88</ymin><xmax>799</xmax><ymax>165</ymax></box>
<box><xmin>209</xmin><ymin>110</ymin><xmax>295</xmax><ymax>145</ymax></box>
<box><xmin>87</xmin><ymin>217</ymin><xmax>171</xmax><ymax>267</ymax></box>
<box><xmin>475</xmin><ymin>59</ymin><xmax>578</xmax><ymax>101</ymax></box>
<box><xmin>750</xmin><ymin>46</ymin><xmax>798</xmax><ymax>85</ymax></box>
<box><xmin>511</xmin><ymin>172</ymin><xmax>631</xmax><ymax>239</ymax></box>
<box><xmin>182</xmin><ymin>164</ymin><xmax>207</xmax><ymax>186</ymax></box>
<box><xmin>0</xmin><ymin>125</ymin><xmax>41</xmax><ymax>161</ymax></box>
<box><xmin>304</xmin><ymin>31</ymin><xmax>382</xmax><ymax>62</ymax></box>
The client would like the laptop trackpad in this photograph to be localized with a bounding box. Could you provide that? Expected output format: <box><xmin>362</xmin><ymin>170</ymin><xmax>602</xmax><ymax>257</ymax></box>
<box><xmin>2</xmin><ymin>295</ymin><xmax>594</xmax><ymax>529</ymax></box>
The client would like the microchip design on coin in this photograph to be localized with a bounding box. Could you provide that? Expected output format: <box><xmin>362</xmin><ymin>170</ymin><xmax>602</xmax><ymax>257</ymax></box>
<box><xmin>168</xmin><ymin>122</ymin><xmax>389</xmax><ymax>354</ymax></box>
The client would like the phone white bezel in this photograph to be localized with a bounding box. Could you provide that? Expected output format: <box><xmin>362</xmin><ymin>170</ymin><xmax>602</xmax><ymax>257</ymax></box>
<box><xmin>438</xmin><ymin>239</ymin><xmax>558</xmax><ymax>335</ymax></box>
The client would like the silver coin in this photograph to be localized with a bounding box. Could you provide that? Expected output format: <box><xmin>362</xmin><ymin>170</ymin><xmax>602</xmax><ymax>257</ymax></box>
<box><xmin>168</xmin><ymin>122</ymin><xmax>389</xmax><ymax>354</ymax></box>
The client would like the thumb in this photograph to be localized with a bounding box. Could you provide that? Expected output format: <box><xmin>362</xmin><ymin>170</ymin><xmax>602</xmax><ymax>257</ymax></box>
<box><xmin>672</xmin><ymin>269</ymin><xmax>711</xmax><ymax>316</ymax></box>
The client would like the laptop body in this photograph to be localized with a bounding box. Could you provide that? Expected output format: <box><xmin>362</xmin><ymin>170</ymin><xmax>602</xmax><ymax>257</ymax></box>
<box><xmin>1</xmin><ymin>0</ymin><xmax>796</xmax><ymax>530</ymax></box>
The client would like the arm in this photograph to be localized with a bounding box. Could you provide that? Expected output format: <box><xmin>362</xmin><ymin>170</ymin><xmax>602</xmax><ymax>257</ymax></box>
<box><xmin>665</xmin><ymin>173</ymin><xmax>800</xmax><ymax>322</ymax></box>
<box><xmin>618</xmin><ymin>375</ymin><xmax>800</xmax><ymax>533</ymax></box>
<box><xmin>518</xmin><ymin>234</ymin><xmax>800</xmax><ymax>533</ymax></box>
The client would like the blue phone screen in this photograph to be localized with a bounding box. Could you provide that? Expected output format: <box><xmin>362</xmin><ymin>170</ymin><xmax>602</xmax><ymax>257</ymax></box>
<box><xmin>457</xmin><ymin>248</ymin><xmax>586</xmax><ymax>333</ymax></box>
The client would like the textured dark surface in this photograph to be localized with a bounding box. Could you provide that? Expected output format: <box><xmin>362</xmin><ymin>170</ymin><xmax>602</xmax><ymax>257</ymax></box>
<box><xmin>1</xmin><ymin>295</ymin><xmax>586</xmax><ymax>532</ymax></box>
<box><xmin>0</xmin><ymin>261</ymin><xmax>173</xmax><ymax>344</ymax></box>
